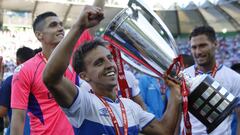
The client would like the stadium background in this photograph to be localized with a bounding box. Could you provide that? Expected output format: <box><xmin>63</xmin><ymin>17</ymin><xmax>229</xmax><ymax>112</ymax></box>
<box><xmin>0</xmin><ymin>0</ymin><xmax>239</xmax><ymax>74</ymax></box>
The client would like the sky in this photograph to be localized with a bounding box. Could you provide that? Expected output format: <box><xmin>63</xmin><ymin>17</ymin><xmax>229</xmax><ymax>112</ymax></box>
<box><xmin>43</xmin><ymin>0</ymin><xmax>221</xmax><ymax>9</ymax></box>
<box><xmin>101</xmin><ymin>0</ymin><xmax>221</xmax><ymax>9</ymax></box>
<box><xmin>147</xmin><ymin>0</ymin><xmax>220</xmax><ymax>9</ymax></box>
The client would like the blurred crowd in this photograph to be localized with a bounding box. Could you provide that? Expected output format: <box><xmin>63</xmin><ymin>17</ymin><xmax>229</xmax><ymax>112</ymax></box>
<box><xmin>0</xmin><ymin>29</ymin><xmax>41</xmax><ymax>61</ymax></box>
<box><xmin>1</xmin><ymin>29</ymin><xmax>240</xmax><ymax>75</ymax></box>
<box><xmin>0</xmin><ymin>29</ymin><xmax>41</xmax><ymax>79</ymax></box>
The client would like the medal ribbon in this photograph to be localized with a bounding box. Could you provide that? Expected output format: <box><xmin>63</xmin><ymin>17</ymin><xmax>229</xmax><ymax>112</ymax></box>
<box><xmin>109</xmin><ymin>45</ymin><xmax>131</xmax><ymax>98</ymax></box>
<box><xmin>166</xmin><ymin>55</ymin><xmax>192</xmax><ymax>135</ymax></box>
<box><xmin>97</xmin><ymin>96</ymin><xmax>128</xmax><ymax>135</ymax></box>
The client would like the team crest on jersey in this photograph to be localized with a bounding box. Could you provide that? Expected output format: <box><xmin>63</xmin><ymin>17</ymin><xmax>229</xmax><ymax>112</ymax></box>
<box><xmin>14</xmin><ymin>64</ymin><xmax>24</xmax><ymax>73</ymax></box>
<box><xmin>99</xmin><ymin>108</ymin><xmax>109</xmax><ymax>117</ymax></box>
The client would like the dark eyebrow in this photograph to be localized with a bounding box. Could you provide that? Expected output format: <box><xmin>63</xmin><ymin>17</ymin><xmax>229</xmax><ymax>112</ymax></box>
<box><xmin>191</xmin><ymin>43</ymin><xmax>207</xmax><ymax>48</ymax></box>
<box><xmin>93</xmin><ymin>57</ymin><xmax>104</xmax><ymax>65</ymax></box>
<box><xmin>48</xmin><ymin>21</ymin><xmax>63</xmax><ymax>27</ymax></box>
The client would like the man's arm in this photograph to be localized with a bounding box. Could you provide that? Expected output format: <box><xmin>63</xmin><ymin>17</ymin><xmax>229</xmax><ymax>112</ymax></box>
<box><xmin>141</xmin><ymin>78</ymin><xmax>182</xmax><ymax>135</ymax></box>
<box><xmin>10</xmin><ymin>109</ymin><xmax>26</xmax><ymax>135</ymax></box>
<box><xmin>43</xmin><ymin>5</ymin><xmax>104</xmax><ymax>108</ymax></box>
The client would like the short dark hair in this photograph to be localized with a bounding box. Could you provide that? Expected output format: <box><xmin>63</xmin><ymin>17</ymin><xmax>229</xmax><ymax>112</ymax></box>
<box><xmin>189</xmin><ymin>26</ymin><xmax>216</xmax><ymax>42</ymax></box>
<box><xmin>32</xmin><ymin>11</ymin><xmax>57</xmax><ymax>32</ymax></box>
<box><xmin>16</xmin><ymin>47</ymin><xmax>34</xmax><ymax>63</ymax></box>
<box><xmin>33</xmin><ymin>47</ymin><xmax>42</xmax><ymax>55</ymax></box>
<box><xmin>73</xmin><ymin>38</ymin><xmax>109</xmax><ymax>74</ymax></box>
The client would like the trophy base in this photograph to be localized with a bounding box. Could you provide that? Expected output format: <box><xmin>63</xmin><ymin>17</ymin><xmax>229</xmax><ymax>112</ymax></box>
<box><xmin>188</xmin><ymin>75</ymin><xmax>239</xmax><ymax>133</ymax></box>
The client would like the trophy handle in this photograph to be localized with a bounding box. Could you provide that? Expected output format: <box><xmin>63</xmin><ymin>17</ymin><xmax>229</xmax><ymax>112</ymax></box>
<box><xmin>128</xmin><ymin>0</ymin><xmax>177</xmax><ymax>53</ymax></box>
<box><xmin>127</xmin><ymin>0</ymin><xmax>135</xmax><ymax>7</ymax></box>
<box><xmin>128</xmin><ymin>0</ymin><xmax>151</xmax><ymax>19</ymax></box>
<box><xmin>127</xmin><ymin>0</ymin><xmax>150</xmax><ymax>14</ymax></box>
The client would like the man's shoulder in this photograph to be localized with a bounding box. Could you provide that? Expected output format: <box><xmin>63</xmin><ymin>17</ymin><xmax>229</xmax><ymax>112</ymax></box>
<box><xmin>1</xmin><ymin>75</ymin><xmax>13</xmax><ymax>91</ymax></box>
<box><xmin>0</xmin><ymin>78</ymin><xmax>12</xmax><ymax>109</ymax></box>
<box><xmin>183</xmin><ymin>65</ymin><xmax>195</xmax><ymax>75</ymax></box>
<box><xmin>14</xmin><ymin>55</ymin><xmax>42</xmax><ymax>74</ymax></box>
<box><xmin>184</xmin><ymin>65</ymin><xmax>195</xmax><ymax>71</ymax></box>
<box><xmin>120</xmin><ymin>97</ymin><xmax>138</xmax><ymax>107</ymax></box>
<box><xmin>219</xmin><ymin>65</ymin><xmax>237</xmax><ymax>74</ymax></box>
<box><xmin>120</xmin><ymin>97</ymin><xmax>133</xmax><ymax>103</ymax></box>
<box><xmin>23</xmin><ymin>54</ymin><xmax>43</xmax><ymax>67</ymax></box>
<box><xmin>3</xmin><ymin>75</ymin><xmax>13</xmax><ymax>84</ymax></box>
<box><xmin>219</xmin><ymin>65</ymin><xmax>240</xmax><ymax>78</ymax></box>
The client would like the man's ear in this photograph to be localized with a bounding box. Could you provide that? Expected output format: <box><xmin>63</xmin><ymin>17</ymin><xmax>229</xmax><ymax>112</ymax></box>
<box><xmin>35</xmin><ymin>31</ymin><xmax>43</xmax><ymax>41</ymax></box>
<box><xmin>79</xmin><ymin>72</ymin><xmax>90</xmax><ymax>82</ymax></box>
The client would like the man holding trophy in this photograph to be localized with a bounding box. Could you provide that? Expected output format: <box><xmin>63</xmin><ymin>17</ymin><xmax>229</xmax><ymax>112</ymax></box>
<box><xmin>43</xmin><ymin>4</ymin><xmax>183</xmax><ymax>135</ymax></box>
<box><xmin>180</xmin><ymin>26</ymin><xmax>240</xmax><ymax>135</ymax></box>
<box><xmin>42</xmin><ymin>0</ymin><xmax>240</xmax><ymax>134</ymax></box>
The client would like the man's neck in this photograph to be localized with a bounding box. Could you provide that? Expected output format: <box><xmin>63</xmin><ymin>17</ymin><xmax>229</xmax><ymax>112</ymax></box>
<box><xmin>41</xmin><ymin>45</ymin><xmax>55</xmax><ymax>60</ymax></box>
<box><xmin>93</xmin><ymin>86</ymin><xmax>117</xmax><ymax>101</ymax></box>
<box><xmin>105</xmin><ymin>91</ymin><xmax>117</xmax><ymax>101</ymax></box>
<box><xmin>197</xmin><ymin>61</ymin><xmax>217</xmax><ymax>73</ymax></box>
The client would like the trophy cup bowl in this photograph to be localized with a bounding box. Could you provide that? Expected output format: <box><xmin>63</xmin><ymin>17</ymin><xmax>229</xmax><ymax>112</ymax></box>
<box><xmin>102</xmin><ymin>0</ymin><xmax>239</xmax><ymax>133</ymax></box>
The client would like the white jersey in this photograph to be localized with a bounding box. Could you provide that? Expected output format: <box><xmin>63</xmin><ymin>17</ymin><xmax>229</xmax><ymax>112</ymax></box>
<box><xmin>78</xmin><ymin>70</ymin><xmax>140</xmax><ymax>98</ymax></box>
<box><xmin>181</xmin><ymin>65</ymin><xmax>240</xmax><ymax>135</ymax></box>
<box><xmin>63</xmin><ymin>86</ymin><xmax>154</xmax><ymax>135</ymax></box>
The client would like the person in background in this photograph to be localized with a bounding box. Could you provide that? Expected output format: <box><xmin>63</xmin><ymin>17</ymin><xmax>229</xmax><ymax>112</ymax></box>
<box><xmin>10</xmin><ymin>11</ymin><xmax>77</xmax><ymax>135</ymax></box>
<box><xmin>0</xmin><ymin>47</ymin><xmax>34</xmax><ymax>135</ymax></box>
<box><xmin>33</xmin><ymin>47</ymin><xmax>42</xmax><ymax>54</ymax></box>
<box><xmin>181</xmin><ymin>25</ymin><xmax>240</xmax><ymax>135</ymax></box>
<box><xmin>138</xmin><ymin>74</ymin><xmax>170</xmax><ymax>120</ymax></box>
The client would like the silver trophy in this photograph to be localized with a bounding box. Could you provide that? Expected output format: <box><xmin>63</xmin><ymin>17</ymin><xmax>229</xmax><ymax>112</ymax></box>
<box><xmin>102</xmin><ymin>0</ymin><xmax>238</xmax><ymax>133</ymax></box>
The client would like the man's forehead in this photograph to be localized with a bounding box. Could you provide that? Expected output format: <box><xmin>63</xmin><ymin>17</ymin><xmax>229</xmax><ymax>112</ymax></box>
<box><xmin>44</xmin><ymin>16</ymin><xmax>61</xmax><ymax>24</ymax></box>
<box><xmin>36</xmin><ymin>16</ymin><xmax>60</xmax><ymax>30</ymax></box>
<box><xmin>191</xmin><ymin>35</ymin><xmax>210</xmax><ymax>44</ymax></box>
<box><xmin>84</xmin><ymin>46</ymin><xmax>111</xmax><ymax>62</ymax></box>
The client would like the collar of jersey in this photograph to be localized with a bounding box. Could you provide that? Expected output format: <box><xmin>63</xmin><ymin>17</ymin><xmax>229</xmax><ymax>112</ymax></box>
<box><xmin>90</xmin><ymin>89</ymin><xmax>120</xmax><ymax>103</ymax></box>
<box><xmin>102</xmin><ymin>96</ymin><xmax>120</xmax><ymax>103</ymax></box>
<box><xmin>194</xmin><ymin>64</ymin><xmax>223</xmax><ymax>75</ymax></box>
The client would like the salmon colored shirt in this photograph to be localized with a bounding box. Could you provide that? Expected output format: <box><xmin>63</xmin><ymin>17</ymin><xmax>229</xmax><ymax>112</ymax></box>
<box><xmin>11</xmin><ymin>53</ymin><xmax>75</xmax><ymax>135</ymax></box>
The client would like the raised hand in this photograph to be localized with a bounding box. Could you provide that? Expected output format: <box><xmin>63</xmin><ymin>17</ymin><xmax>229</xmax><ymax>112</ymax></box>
<box><xmin>76</xmin><ymin>5</ymin><xmax>104</xmax><ymax>29</ymax></box>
